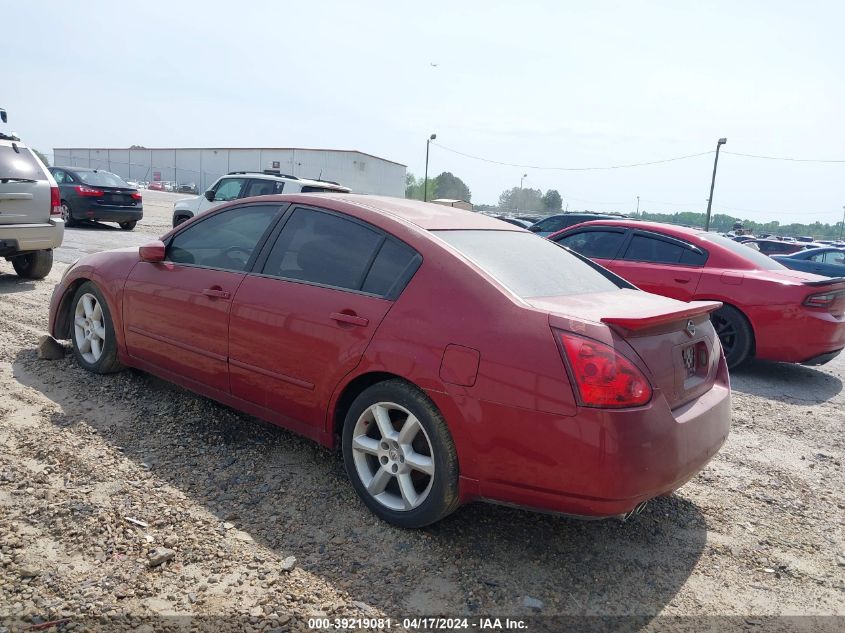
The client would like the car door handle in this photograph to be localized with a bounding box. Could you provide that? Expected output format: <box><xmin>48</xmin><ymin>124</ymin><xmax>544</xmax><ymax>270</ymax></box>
<box><xmin>330</xmin><ymin>312</ymin><xmax>369</xmax><ymax>327</ymax></box>
<box><xmin>202</xmin><ymin>287</ymin><xmax>230</xmax><ymax>299</ymax></box>
<box><xmin>674</xmin><ymin>278</ymin><xmax>691</xmax><ymax>284</ymax></box>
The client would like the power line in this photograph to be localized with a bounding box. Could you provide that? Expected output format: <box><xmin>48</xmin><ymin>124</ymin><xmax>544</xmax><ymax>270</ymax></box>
<box><xmin>723</xmin><ymin>151</ymin><xmax>845</xmax><ymax>163</ymax></box>
<box><xmin>431</xmin><ymin>142</ymin><xmax>715</xmax><ymax>171</ymax></box>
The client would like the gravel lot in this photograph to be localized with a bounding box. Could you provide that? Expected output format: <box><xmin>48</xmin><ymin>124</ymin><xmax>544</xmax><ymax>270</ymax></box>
<box><xmin>0</xmin><ymin>192</ymin><xmax>843</xmax><ymax>631</ymax></box>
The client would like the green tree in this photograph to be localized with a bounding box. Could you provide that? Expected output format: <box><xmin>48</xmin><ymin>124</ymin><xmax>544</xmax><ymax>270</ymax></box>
<box><xmin>542</xmin><ymin>189</ymin><xmax>563</xmax><ymax>212</ymax></box>
<box><xmin>33</xmin><ymin>149</ymin><xmax>50</xmax><ymax>167</ymax></box>
<box><xmin>433</xmin><ymin>172</ymin><xmax>471</xmax><ymax>202</ymax></box>
<box><xmin>498</xmin><ymin>187</ymin><xmax>544</xmax><ymax>213</ymax></box>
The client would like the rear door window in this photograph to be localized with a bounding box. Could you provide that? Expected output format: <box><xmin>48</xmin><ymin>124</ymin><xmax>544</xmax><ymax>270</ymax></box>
<box><xmin>0</xmin><ymin>146</ymin><xmax>44</xmax><ymax>180</ymax></box>
<box><xmin>622</xmin><ymin>233</ymin><xmax>706</xmax><ymax>266</ymax></box>
<box><xmin>556</xmin><ymin>229</ymin><xmax>626</xmax><ymax>259</ymax></box>
<box><xmin>244</xmin><ymin>179</ymin><xmax>284</xmax><ymax>197</ymax></box>
<box><xmin>167</xmin><ymin>204</ymin><xmax>280</xmax><ymax>271</ymax></box>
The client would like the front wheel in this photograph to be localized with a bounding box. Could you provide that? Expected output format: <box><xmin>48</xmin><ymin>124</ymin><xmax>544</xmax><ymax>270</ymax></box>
<box><xmin>11</xmin><ymin>249</ymin><xmax>53</xmax><ymax>279</ymax></box>
<box><xmin>70</xmin><ymin>282</ymin><xmax>124</xmax><ymax>374</ymax></box>
<box><xmin>711</xmin><ymin>304</ymin><xmax>753</xmax><ymax>369</ymax></box>
<box><xmin>342</xmin><ymin>380</ymin><xmax>460</xmax><ymax>528</ymax></box>
<box><xmin>119</xmin><ymin>220</ymin><xmax>137</xmax><ymax>231</ymax></box>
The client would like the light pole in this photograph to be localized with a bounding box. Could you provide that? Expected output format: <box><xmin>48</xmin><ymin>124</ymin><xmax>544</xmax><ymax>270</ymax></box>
<box><xmin>424</xmin><ymin>133</ymin><xmax>436</xmax><ymax>202</ymax></box>
<box><xmin>517</xmin><ymin>173</ymin><xmax>527</xmax><ymax>212</ymax></box>
<box><xmin>636</xmin><ymin>195</ymin><xmax>640</xmax><ymax>216</ymax></box>
<box><xmin>840</xmin><ymin>205</ymin><xmax>845</xmax><ymax>241</ymax></box>
<box><xmin>704</xmin><ymin>137</ymin><xmax>727</xmax><ymax>232</ymax></box>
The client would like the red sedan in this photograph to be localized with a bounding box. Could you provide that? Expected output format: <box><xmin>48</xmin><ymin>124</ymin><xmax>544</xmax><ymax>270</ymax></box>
<box><xmin>550</xmin><ymin>220</ymin><xmax>845</xmax><ymax>368</ymax></box>
<box><xmin>49</xmin><ymin>195</ymin><xmax>730</xmax><ymax>527</ymax></box>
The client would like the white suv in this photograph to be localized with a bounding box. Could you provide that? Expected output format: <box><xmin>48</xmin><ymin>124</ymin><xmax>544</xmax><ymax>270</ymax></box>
<box><xmin>172</xmin><ymin>171</ymin><xmax>351</xmax><ymax>227</ymax></box>
<box><xmin>0</xmin><ymin>109</ymin><xmax>64</xmax><ymax>279</ymax></box>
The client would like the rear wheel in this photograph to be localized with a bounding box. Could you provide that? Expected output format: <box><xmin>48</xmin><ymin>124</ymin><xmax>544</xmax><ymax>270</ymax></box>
<box><xmin>342</xmin><ymin>380</ymin><xmax>460</xmax><ymax>528</ymax></box>
<box><xmin>119</xmin><ymin>220</ymin><xmax>137</xmax><ymax>231</ymax></box>
<box><xmin>711</xmin><ymin>304</ymin><xmax>753</xmax><ymax>369</ymax></box>
<box><xmin>11</xmin><ymin>250</ymin><xmax>53</xmax><ymax>279</ymax></box>
<box><xmin>61</xmin><ymin>201</ymin><xmax>76</xmax><ymax>227</ymax></box>
<box><xmin>70</xmin><ymin>282</ymin><xmax>124</xmax><ymax>374</ymax></box>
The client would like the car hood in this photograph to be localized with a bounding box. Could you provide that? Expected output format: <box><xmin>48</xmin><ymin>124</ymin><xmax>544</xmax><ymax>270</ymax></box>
<box><xmin>173</xmin><ymin>195</ymin><xmax>202</xmax><ymax>211</ymax></box>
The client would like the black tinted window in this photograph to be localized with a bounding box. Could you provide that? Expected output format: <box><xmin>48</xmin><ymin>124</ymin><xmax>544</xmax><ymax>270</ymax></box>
<box><xmin>77</xmin><ymin>170</ymin><xmax>129</xmax><ymax>187</ymax></box>
<box><xmin>557</xmin><ymin>230</ymin><xmax>625</xmax><ymax>259</ymax></box>
<box><xmin>244</xmin><ymin>179</ymin><xmax>283</xmax><ymax>197</ymax></box>
<box><xmin>262</xmin><ymin>208</ymin><xmax>384</xmax><ymax>291</ymax></box>
<box><xmin>0</xmin><ymin>146</ymin><xmax>44</xmax><ymax>180</ymax></box>
<box><xmin>167</xmin><ymin>204</ymin><xmax>278</xmax><ymax>271</ymax></box>
<box><xmin>531</xmin><ymin>217</ymin><xmax>567</xmax><ymax>233</ymax></box>
<box><xmin>362</xmin><ymin>239</ymin><xmax>421</xmax><ymax>297</ymax></box>
<box><xmin>436</xmin><ymin>230</ymin><xmax>622</xmax><ymax>298</ymax></box>
<box><xmin>624</xmin><ymin>234</ymin><xmax>685</xmax><ymax>264</ymax></box>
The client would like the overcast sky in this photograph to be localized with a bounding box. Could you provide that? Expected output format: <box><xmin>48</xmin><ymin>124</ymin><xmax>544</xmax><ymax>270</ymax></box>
<box><xmin>4</xmin><ymin>0</ymin><xmax>844</xmax><ymax>222</ymax></box>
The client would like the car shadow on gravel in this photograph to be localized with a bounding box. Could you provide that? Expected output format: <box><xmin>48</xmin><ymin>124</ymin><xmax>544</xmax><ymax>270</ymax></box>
<box><xmin>13</xmin><ymin>349</ymin><xmax>707</xmax><ymax>620</ymax></box>
<box><xmin>730</xmin><ymin>359</ymin><xmax>843</xmax><ymax>404</ymax></box>
<box><xmin>0</xmin><ymin>272</ymin><xmax>36</xmax><ymax>293</ymax></box>
<box><xmin>66</xmin><ymin>220</ymin><xmax>121</xmax><ymax>231</ymax></box>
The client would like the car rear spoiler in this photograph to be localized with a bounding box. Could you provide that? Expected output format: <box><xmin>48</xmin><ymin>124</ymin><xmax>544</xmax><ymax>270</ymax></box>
<box><xmin>803</xmin><ymin>277</ymin><xmax>845</xmax><ymax>287</ymax></box>
<box><xmin>601</xmin><ymin>300</ymin><xmax>722</xmax><ymax>332</ymax></box>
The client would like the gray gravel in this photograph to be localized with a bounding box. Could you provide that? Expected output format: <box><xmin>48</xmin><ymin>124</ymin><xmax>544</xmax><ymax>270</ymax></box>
<box><xmin>0</xmin><ymin>212</ymin><xmax>843</xmax><ymax>630</ymax></box>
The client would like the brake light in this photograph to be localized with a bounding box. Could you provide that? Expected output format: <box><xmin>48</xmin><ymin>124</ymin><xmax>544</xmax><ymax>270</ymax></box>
<box><xmin>131</xmin><ymin>192</ymin><xmax>142</xmax><ymax>200</ymax></box>
<box><xmin>75</xmin><ymin>185</ymin><xmax>103</xmax><ymax>197</ymax></box>
<box><xmin>804</xmin><ymin>290</ymin><xmax>845</xmax><ymax>315</ymax></box>
<box><xmin>558</xmin><ymin>331</ymin><xmax>652</xmax><ymax>408</ymax></box>
<box><xmin>50</xmin><ymin>186</ymin><xmax>61</xmax><ymax>216</ymax></box>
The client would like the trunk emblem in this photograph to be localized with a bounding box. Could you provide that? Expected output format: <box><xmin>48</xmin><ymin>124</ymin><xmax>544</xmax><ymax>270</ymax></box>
<box><xmin>685</xmin><ymin>320</ymin><xmax>696</xmax><ymax>337</ymax></box>
<box><xmin>682</xmin><ymin>345</ymin><xmax>696</xmax><ymax>374</ymax></box>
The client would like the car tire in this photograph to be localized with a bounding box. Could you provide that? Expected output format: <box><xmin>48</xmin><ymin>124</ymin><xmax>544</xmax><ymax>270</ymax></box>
<box><xmin>61</xmin><ymin>201</ymin><xmax>76</xmax><ymax>227</ymax></box>
<box><xmin>69</xmin><ymin>281</ymin><xmax>124</xmax><ymax>374</ymax></box>
<box><xmin>342</xmin><ymin>379</ymin><xmax>460</xmax><ymax>528</ymax></box>
<box><xmin>710</xmin><ymin>304</ymin><xmax>753</xmax><ymax>369</ymax></box>
<box><xmin>119</xmin><ymin>221</ymin><xmax>137</xmax><ymax>231</ymax></box>
<box><xmin>11</xmin><ymin>249</ymin><xmax>53</xmax><ymax>279</ymax></box>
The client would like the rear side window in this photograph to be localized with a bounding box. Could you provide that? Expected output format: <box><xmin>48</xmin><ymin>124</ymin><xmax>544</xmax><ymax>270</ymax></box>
<box><xmin>361</xmin><ymin>239</ymin><xmax>421</xmax><ymax>297</ymax></box>
<box><xmin>244</xmin><ymin>179</ymin><xmax>284</xmax><ymax>197</ymax></box>
<box><xmin>300</xmin><ymin>185</ymin><xmax>342</xmax><ymax>193</ymax></box>
<box><xmin>436</xmin><ymin>230</ymin><xmax>622</xmax><ymax>298</ymax></box>
<box><xmin>556</xmin><ymin>230</ymin><xmax>625</xmax><ymax>259</ymax></box>
<box><xmin>77</xmin><ymin>170</ymin><xmax>129</xmax><ymax>187</ymax></box>
<box><xmin>0</xmin><ymin>146</ymin><xmax>44</xmax><ymax>180</ymax></box>
<box><xmin>167</xmin><ymin>204</ymin><xmax>279</xmax><ymax>271</ymax></box>
<box><xmin>622</xmin><ymin>234</ymin><xmax>707</xmax><ymax>265</ymax></box>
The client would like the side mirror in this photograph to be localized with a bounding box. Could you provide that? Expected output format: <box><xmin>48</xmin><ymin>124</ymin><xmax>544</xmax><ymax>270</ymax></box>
<box><xmin>204</xmin><ymin>190</ymin><xmax>215</xmax><ymax>202</ymax></box>
<box><xmin>139</xmin><ymin>240</ymin><xmax>166</xmax><ymax>263</ymax></box>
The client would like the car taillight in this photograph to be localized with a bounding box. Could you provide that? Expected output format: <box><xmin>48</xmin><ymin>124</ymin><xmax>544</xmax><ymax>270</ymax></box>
<box><xmin>557</xmin><ymin>331</ymin><xmax>652</xmax><ymax>408</ymax></box>
<box><xmin>75</xmin><ymin>185</ymin><xmax>103</xmax><ymax>197</ymax></box>
<box><xmin>131</xmin><ymin>192</ymin><xmax>142</xmax><ymax>200</ymax></box>
<box><xmin>804</xmin><ymin>290</ymin><xmax>845</xmax><ymax>315</ymax></box>
<box><xmin>50</xmin><ymin>186</ymin><xmax>62</xmax><ymax>216</ymax></box>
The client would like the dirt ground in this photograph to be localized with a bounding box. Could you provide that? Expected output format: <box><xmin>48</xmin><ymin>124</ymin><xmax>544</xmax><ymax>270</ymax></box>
<box><xmin>0</xmin><ymin>198</ymin><xmax>843</xmax><ymax>631</ymax></box>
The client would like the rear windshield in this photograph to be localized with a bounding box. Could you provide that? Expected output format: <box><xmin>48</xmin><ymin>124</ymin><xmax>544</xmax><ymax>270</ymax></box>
<box><xmin>435</xmin><ymin>230</ymin><xmax>623</xmax><ymax>298</ymax></box>
<box><xmin>0</xmin><ymin>145</ymin><xmax>45</xmax><ymax>180</ymax></box>
<box><xmin>77</xmin><ymin>170</ymin><xmax>129</xmax><ymax>187</ymax></box>
<box><xmin>697</xmin><ymin>232</ymin><xmax>786</xmax><ymax>270</ymax></box>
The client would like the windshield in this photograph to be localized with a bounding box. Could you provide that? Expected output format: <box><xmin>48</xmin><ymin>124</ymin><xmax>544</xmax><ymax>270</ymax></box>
<box><xmin>435</xmin><ymin>230</ymin><xmax>623</xmax><ymax>298</ymax></box>
<box><xmin>698</xmin><ymin>232</ymin><xmax>786</xmax><ymax>270</ymax></box>
<box><xmin>77</xmin><ymin>170</ymin><xmax>130</xmax><ymax>187</ymax></box>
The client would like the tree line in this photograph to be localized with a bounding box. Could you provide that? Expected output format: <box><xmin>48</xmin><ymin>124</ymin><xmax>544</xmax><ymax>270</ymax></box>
<box><xmin>406</xmin><ymin>172</ymin><xmax>563</xmax><ymax>213</ymax></box>
<box><xmin>639</xmin><ymin>211</ymin><xmax>845</xmax><ymax>239</ymax></box>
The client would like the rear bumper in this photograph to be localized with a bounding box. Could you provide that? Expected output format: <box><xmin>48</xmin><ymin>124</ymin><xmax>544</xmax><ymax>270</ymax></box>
<box><xmin>459</xmin><ymin>355</ymin><xmax>731</xmax><ymax>518</ymax></box>
<box><xmin>750</xmin><ymin>304</ymin><xmax>845</xmax><ymax>363</ymax></box>
<box><xmin>0</xmin><ymin>219</ymin><xmax>64</xmax><ymax>256</ymax></box>
<box><xmin>75</xmin><ymin>203</ymin><xmax>143</xmax><ymax>223</ymax></box>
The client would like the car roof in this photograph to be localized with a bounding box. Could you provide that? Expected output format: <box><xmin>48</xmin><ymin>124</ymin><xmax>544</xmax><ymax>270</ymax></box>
<box><xmin>561</xmin><ymin>219</ymin><xmax>701</xmax><ymax>237</ymax></box>
<box><xmin>254</xmin><ymin>193</ymin><xmax>520</xmax><ymax>231</ymax></box>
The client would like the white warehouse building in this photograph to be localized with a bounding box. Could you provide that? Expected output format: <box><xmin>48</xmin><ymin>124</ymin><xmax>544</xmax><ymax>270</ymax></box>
<box><xmin>52</xmin><ymin>147</ymin><xmax>407</xmax><ymax>197</ymax></box>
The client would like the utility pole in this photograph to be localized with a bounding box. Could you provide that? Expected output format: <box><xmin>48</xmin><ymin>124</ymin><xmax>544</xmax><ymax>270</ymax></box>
<box><xmin>636</xmin><ymin>195</ymin><xmax>640</xmax><ymax>216</ymax></box>
<box><xmin>704</xmin><ymin>137</ymin><xmax>727</xmax><ymax>232</ymax></box>
<box><xmin>424</xmin><ymin>133</ymin><xmax>436</xmax><ymax>202</ymax></box>
<box><xmin>517</xmin><ymin>173</ymin><xmax>527</xmax><ymax>212</ymax></box>
<box><xmin>840</xmin><ymin>205</ymin><xmax>845</xmax><ymax>241</ymax></box>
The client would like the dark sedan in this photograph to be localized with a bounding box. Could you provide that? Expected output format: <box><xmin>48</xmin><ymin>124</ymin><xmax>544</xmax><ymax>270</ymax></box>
<box><xmin>771</xmin><ymin>248</ymin><xmax>845</xmax><ymax>278</ymax></box>
<box><xmin>49</xmin><ymin>167</ymin><xmax>143</xmax><ymax>231</ymax></box>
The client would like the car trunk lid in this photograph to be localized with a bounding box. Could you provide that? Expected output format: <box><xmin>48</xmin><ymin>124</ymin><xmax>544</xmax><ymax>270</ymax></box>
<box><xmin>531</xmin><ymin>289</ymin><xmax>723</xmax><ymax>409</ymax></box>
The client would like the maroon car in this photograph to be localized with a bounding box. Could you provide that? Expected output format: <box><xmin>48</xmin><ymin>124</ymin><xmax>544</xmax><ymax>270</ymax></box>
<box><xmin>49</xmin><ymin>195</ymin><xmax>731</xmax><ymax>527</ymax></box>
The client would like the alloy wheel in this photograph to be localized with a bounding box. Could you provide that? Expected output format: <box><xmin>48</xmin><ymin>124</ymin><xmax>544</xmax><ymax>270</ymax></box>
<box><xmin>350</xmin><ymin>402</ymin><xmax>435</xmax><ymax>511</ymax></box>
<box><xmin>74</xmin><ymin>292</ymin><xmax>106</xmax><ymax>364</ymax></box>
<box><xmin>712</xmin><ymin>313</ymin><xmax>736</xmax><ymax>355</ymax></box>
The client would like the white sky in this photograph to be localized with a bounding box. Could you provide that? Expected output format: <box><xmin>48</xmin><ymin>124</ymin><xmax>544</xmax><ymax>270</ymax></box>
<box><xmin>4</xmin><ymin>0</ymin><xmax>844</xmax><ymax>223</ymax></box>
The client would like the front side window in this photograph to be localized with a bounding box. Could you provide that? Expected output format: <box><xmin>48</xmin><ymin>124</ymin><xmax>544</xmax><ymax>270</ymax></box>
<box><xmin>557</xmin><ymin>229</ymin><xmax>625</xmax><ymax>259</ymax></box>
<box><xmin>167</xmin><ymin>204</ymin><xmax>279</xmax><ymax>271</ymax></box>
<box><xmin>212</xmin><ymin>178</ymin><xmax>246</xmax><ymax>201</ymax></box>
<box><xmin>261</xmin><ymin>208</ymin><xmax>386</xmax><ymax>292</ymax></box>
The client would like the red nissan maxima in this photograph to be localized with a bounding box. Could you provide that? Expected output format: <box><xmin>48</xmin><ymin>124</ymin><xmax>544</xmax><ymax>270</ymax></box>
<box><xmin>49</xmin><ymin>195</ymin><xmax>730</xmax><ymax>528</ymax></box>
<box><xmin>550</xmin><ymin>220</ymin><xmax>845</xmax><ymax>368</ymax></box>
